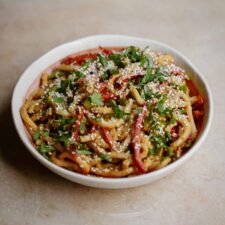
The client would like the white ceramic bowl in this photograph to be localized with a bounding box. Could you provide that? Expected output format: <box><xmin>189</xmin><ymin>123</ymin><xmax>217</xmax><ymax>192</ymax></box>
<box><xmin>12</xmin><ymin>35</ymin><xmax>213</xmax><ymax>189</ymax></box>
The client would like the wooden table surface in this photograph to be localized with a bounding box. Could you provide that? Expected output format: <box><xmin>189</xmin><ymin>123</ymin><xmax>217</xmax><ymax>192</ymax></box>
<box><xmin>0</xmin><ymin>0</ymin><xmax>224</xmax><ymax>224</ymax></box>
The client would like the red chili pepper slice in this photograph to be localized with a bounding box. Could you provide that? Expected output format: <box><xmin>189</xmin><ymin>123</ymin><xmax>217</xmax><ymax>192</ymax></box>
<box><xmin>100</xmin><ymin>47</ymin><xmax>113</xmax><ymax>55</ymax></box>
<box><xmin>193</xmin><ymin>95</ymin><xmax>204</xmax><ymax>110</ymax></box>
<box><xmin>99</xmin><ymin>82</ymin><xmax>116</xmax><ymax>101</ymax></box>
<box><xmin>131</xmin><ymin>105</ymin><xmax>147</xmax><ymax>173</ymax></box>
<box><xmin>193</xmin><ymin>110</ymin><xmax>204</xmax><ymax>120</ymax></box>
<box><xmin>101</xmin><ymin>128</ymin><xmax>116</xmax><ymax>151</ymax></box>
<box><xmin>170</xmin><ymin>126</ymin><xmax>178</xmax><ymax>141</ymax></box>
<box><xmin>61</xmin><ymin>56</ymin><xmax>76</xmax><ymax>65</ymax></box>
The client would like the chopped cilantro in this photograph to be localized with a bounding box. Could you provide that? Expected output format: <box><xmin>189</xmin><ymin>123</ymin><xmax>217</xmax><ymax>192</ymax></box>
<box><xmin>89</xmin><ymin>93</ymin><xmax>104</xmax><ymax>106</ymax></box>
<box><xmin>69</xmin><ymin>71</ymin><xmax>84</xmax><ymax>82</ymax></box>
<box><xmin>33</xmin><ymin>130</ymin><xmax>40</xmax><ymax>141</ymax></box>
<box><xmin>99</xmin><ymin>154</ymin><xmax>111</xmax><ymax>162</ymax></box>
<box><xmin>166</xmin><ymin>147</ymin><xmax>174</xmax><ymax>157</ymax></box>
<box><xmin>97</xmin><ymin>54</ymin><xmax>108</xmax><ymax>68</ymax></box>
<box><xmin>179</xmin><ymin>85</ymin><xmax>187</xmax><ymax>93</ymax></box>
<box><xmin>147</xmin><ymin>102</ymin><xmax>152</xmax><ymax>110</ymax></box>
<box><xmin>58</xmin><ymin>117</ymin><xmax>75</xmax><ymax>126</ymax></box>
<box><xmin>108</xmin><ymin>68</ymin><xmax>118</xmax><ymax>75</ymax></box>
<box><xmin>52</xmin><ymin>96</ymin><xmax>64</xmax><ymax>103</ymax></box>
<box><xmin>168</xmin><ymin>116</ymin><xmax>176</xmax><ymax>125</ymax></box>
<box><xmin>141</xmin><ymin>68</ymin><xmax>154</xmax><ymax>84</ymax></box>
<box><xmin>124</xmin><ymin>147</ymin><xmax>131</xmax><ymax>153</ymax></box>
<box><xmin>83</xmin><ymin>98</ymin><xmax>92</xmax><ymax>109</ymax></box>
<box><xmin>149</xmin><ymin>133</ymin><xmax>173</xmax><ymax>157</ymax></box>
<box><xmin>79</xmin><ymin>117</ymin><xmax>87</xmax><ymax>134</ymax></box>
<box><xmin>96</xmin><ymin>116</ymin><xmax>103</xmax><ymax>122</ymax></box>
<box><xmin>108</xmin><ymin>53</ymin><xmax>124</xmax><ymax>68</ymax></box>
<box><xmin>42</xmin><ymin>130</ymin><xmax>50</xmax><ymax>137</ymax></box>
<box><xmin>165</xmin><ymin>131</ymin><xmax>172</xmax><ymax>141</ymax></box>
<box><xmin>38</xmin><ymin>143</ymin><xmax>54</xmax><ymax>154</ymax></box>
<box><xmin>178</xmin><ymin>109</ymin><xmax>186</xmax><ymax>114</ymax></box>
<box><xmin>101</xmin><ymin>68</ymin><xmax>119</xmax><ymax>81</ymax></box>
<box><xmin>143</xmin><ymin>86</ymin><xmax>161</xmax><ymax>100</ymax></box>
<box><xmin>126</xmin><ymin>46</ymin><xmax>141</xmax><ymax>62</ymax></box>
<box><xmin>140</xmin><ymin>55</ymin><xmax>153</xmax><ymax>68</ymax></box>
<box><xmin>155</xmin><ymin>102</ymin><xmax>165</xmax><ymax>115</ymax></box>
<box><xmin>54</xmin><ymin>133</ymin><xmax>72</xmax><ymax>147</ymax></box>
<box><xmin>101</xmin><ymin>72</ymin><xmax>109</xmax><ymax>81</ymax></box>
<box><xmin>109</xmin><ymin>100</ymin><xmax>126</xmax><ymax>118</ymax></box>
<box><xmin>82</xmin><ymin>60</ymin><xmax>93</xmax><ymax>70</ymax></box>
<box><xmin>148</xmin><ymin>148</ymin><xmax>156</xmax><ymax>156</ymax></box>
<box><xmin>58</xmin><ymin>79</ymin><xmax>68</xmax><ymax>93</ymax></box>
<box><xmin>76</xmin><ymin>149</ymin><xmax>92</xmax><ymax>155</ymax></box>
<box><xmin>136</xmin><ymin>108</ymin><xmax>143</xmax><ymax>114</ymax></box>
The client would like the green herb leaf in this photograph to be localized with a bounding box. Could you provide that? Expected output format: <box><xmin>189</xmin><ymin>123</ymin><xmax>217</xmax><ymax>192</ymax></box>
<box><xmin>124</xmin><ymin>148</ymin><xmax>131</xmax><ymax>153</ymax></box>
<box><xmin>140</xmin><ymin>55</ymin><xmax>153</xmax><ymax>68</ymax></box>
<box><xmin>155</xmin><ymin>102</ymin><xmax>165</xmax><ymax>115</ymax></box>
<box><xmin>168</xmin><ymin>116</ymin><xmax>176</xmax><ymax>125</ymax></box>
<box><xmin>42</xmin><ymin>130</ymin><xmax>50</xmax><ymax>137</ymax></box>
<box><xmin>58</xmin><ymin>80</ymin><xmax>68</xmax><ymax>93</ymax></box>
<box><xmin>158</xmin><ymin>75</ymin><xmax>167</xmax><ymax>82</ymax></box>
<box><xmin>82</xmin><ymin>60</ymin><xmax>93</xmax><ymax>70</ymax></box>
<box><xmin>108</xmin><ymin>53</ymin><xmax>124</xmax><ymax>68</ymax></box>
<box><xmin>58</xmin><ymin>117</ymin><xmax>75</xmax><ymax>126</ymax></box>
<box><xmin>136</xmin><ymin>108</ymin><xmax>143</xmax><ymax>114</ymax></box>
<box><xmin>52</xmin><ymin>96</ymin><xmax>64</xmax><ymax>103</ymax></box>
<box><xmin>89</xmin><ymin>93</ymin><xmax>104</xmax><ymax>106</ymax></box>
<box><xmin>99</xmin><ymin>154</ymin><xmax>112</xmax><ymax>162</ymax></box>
<box><xmin>141</xmin><ymin>68</ymin><xmax>154</xmax><ymax>84</ymax></box>
<box><xmin>148</xmin><ymin>148</ymin><xmax>156</xmax><ymax>156</ymax></box>
<box><xmin>96</xmin><ymin>116</ymin><xmax>103</xmax><ymax>122</ymax></box>
<box><xmin>98</xmin><ymin>54</ymin><xmax>108</xmax><ymax>68</ymax></box>
<box><xmin>126</xmin><ymin>46</ymin><xmax>141</xmax><ymax>62</ymax></box>
<box><xmin>69</xmin><ymin>71</ymin><xmax>84</xmax><ymax>82</ymax></box>
<box><xmin>108</xmin><ymin>68</ymin><xmax>119</xmax><ymax>75</ymax></box>
<box><xmin>38</xmin><ymin>143</ymin><xmax>54</xmax><ymax>154</ymax></box>
<box><xmin>167</xmin><ymin>147</ymin><xmax>174</xmax><ymax>156</ymax></box>
<box><xmin>33</xmin><ymin>130</ymin><xmax>40</xmax><ymax>141</ymax></box>
<box><xmin>109</xmin><ymin>100</ymin><xmax>126</xmax><ymax>118</ymax></box>
<box><xmin>54</xmin><ymin>133</ymin><xmax>72</xmax><ymax>147</ymax></box>
<box><xmin>165</xmin><ymin>131</ymin><xmax>172</xmax><ymax>141</ymax></box>
<box><xmin>83</xmin><ymin>98</ymin><xmax>92</xmax><ymax>109</ymax></box>
<box><xmin>76</xmin><ymin>149</ymin><xmax>92</xmax><ymax>155</ymax></box>
<box><xmin>101</xmin><ymin>72</ymin><xmax>109</xmax><ymax>81</ymax></box>
<box><xmin>178</xmin><ymin>109</ymin><xmax>186</xmax><ymax>114</ymax></box>
<box><xmin>79</xmin><ymin>117</ymin><xmax>87</xmax><ymax>134</ymax></box>
<box><xmin>147</xmin><ymin>102</ymin><xmax>152</xmax><ymax>110</ymax></box>
<box><xmin>179</xmin><ymin>85</ymin><xmax>187</xmax><ymax>93</ymax></box>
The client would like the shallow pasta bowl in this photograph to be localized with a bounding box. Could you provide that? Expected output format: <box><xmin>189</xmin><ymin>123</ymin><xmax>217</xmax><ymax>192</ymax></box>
<box><xmin>11</xmin><ymin>35</ymin><xmax>213</xmax><ymax>189</ymax></box>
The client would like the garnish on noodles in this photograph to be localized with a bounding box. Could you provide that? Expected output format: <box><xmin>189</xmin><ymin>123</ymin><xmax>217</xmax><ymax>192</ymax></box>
<box><xmin>20</xmin><ymin>46</ymin><xmax>204</xmax><ymax>177</ymax></box>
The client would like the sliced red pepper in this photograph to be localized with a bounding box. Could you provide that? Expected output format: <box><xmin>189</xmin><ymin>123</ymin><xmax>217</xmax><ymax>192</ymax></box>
<box><xmin>193</xmin><ymin>110</ymin><xmax>204</xmax><ymax>120</ymax></box>
<box><xmin>100</xmin><ymin>47</ymin><xmax>113</xmax><ymax>55</ymax></box>
<box><xmin>73</xmin><ymin>111</ymin><xmax>84</xmax><ymax>141</ymax></box>
<box><xmin>171</xmin><ymin>70</ymin><xmax>185</xmax><ymax>76</ymax></box>
<box><xmin>170</xmin><ymin>126</ymin><xmax>178</xmax><ymax>141</ymax></box>
<box><xmin>99</xmin><ymin>82</ymin><xmax>116</xmax><ymax>101</ymax></box>
<box><xmin>61</xmin><ymin>56</ymin><xmax>76</xmax><ymax>65</ymax></box>
<box><xmin>131</xmin><ymin>105</ymin><xmax>147</xmax><ymax>173</ymax></box>
<box><xmin>193</xmin><ymin>95</ymin><xmax>204</xmax><ymax>109</ymax></box>
<box><xmin>101</xmin><ymin>128</ymin><xmax>116</xmax><ymax>151</ymax></box>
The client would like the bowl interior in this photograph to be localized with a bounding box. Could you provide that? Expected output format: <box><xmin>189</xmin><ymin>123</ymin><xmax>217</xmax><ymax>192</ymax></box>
<box><xmin>12</xmin><ymin>35</ymin><xmax>213</xmax><ymax>188</ymax></box>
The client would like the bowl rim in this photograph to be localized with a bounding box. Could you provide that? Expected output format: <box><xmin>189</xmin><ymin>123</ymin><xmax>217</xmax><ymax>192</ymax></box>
<box><xmin>11</xmin><ymin>34</ymin><xmax>213</xmax><ymax>187</ymax></box>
